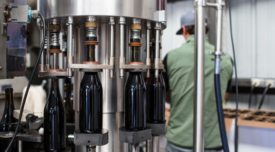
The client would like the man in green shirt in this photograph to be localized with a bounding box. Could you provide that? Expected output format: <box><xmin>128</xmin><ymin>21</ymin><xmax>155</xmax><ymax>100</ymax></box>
<box><xmin>163</xmin><ymin>11</ymin><xmax>233</xmax><ymax>152</ymax></box>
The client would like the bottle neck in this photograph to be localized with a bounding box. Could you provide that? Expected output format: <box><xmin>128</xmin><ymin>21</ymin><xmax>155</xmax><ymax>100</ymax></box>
<box><xmin>5</xmin><ymin>90</ymin><xmax>14</xmax><ymax>105</ymax></box>
<box><xmin>84</xmin><ymin>72</ymin><xmax>98</xmax><ymax>76</ymax></box>
<box><xmin>51</xmin><ymin>78</ymin><xmax>59</xmax><ymax>88</ymax></box>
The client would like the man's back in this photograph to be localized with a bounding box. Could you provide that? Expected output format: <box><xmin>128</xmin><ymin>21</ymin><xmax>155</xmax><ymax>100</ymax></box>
<box><xmin>165</xmin><ymin>35</ymin><xmax>233</xmax><ymax>149</ymax></box>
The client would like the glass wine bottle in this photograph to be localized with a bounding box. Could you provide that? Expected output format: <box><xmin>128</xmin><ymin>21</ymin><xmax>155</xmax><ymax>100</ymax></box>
<box><xmin>44</xmin><ymin>78</ymin><xmax>66</xmax><ymax>151</ymax></box>
<box><xmin>125</xmin><ymin>72</ymin><xmax>146</xmax><ymax>130</ymax></box>
<box><xmin>146</xmin><ymin>70</ymin><xmax>166</xmax><ymax>123</ymax></box>
<box><xmin>79</xmin><ymin>72</ymin><xmax>103</xmax><ymax>133</ymax></box>
<box><xmin>64</xmin><ymin>78</ymin><xmax>74</xmax><ymax>123</ymax></box>
<box><xmin>0</xmin><ymin>88</ymin><xmax>16</xmax><ymax>131</ymax></box>
<box><xmin>0</xmin><ymin>88</ymin><xmax>17</xmax><ymax>152</ymax></box>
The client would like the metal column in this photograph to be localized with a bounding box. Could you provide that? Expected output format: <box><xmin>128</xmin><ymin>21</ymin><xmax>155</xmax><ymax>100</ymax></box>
<box><xmin>152</xmin><ymin>136</ymin><xmax>159</xmax><ymax>152</ymax></box>
<box><xmin>193</xmin><ymin>0</ymin><xmax>205</xmax><ymax>152</ymax></box>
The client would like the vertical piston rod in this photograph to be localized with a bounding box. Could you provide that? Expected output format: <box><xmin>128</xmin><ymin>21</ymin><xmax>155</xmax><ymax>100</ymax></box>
<box><xmin>155</xmin><ymin>23</ymin><xmax>161</xmax><ymax>78</ymax></box>
<box><xmin>194</xmin><ymin>0</ymin><xmax>206</xmax><ymax>152</ymax></box>
<box><xmin>146</xmin><ymin>21</ymin><xmax>151</xmax><ymax>78</ymax></box>
<box><xmin>110</xmin><ymin>17</ymin><xmax>115</xmax><ymax>78</ymax></box>
<box><xmin>119</xmin><ymin>17</ymin><xmax>125</xmax><ymax>78</ymax></box>
<box><xmin>152</xmin><ymin>135</ymin><xmax>159</xmax><ymax>152</ymax></box>
<box><xmin>40</xmin><ymin>29</ymin><xmax>45</xmax><ymax>71</ymax></box>
<box><xmin>67</xmin><ymin>16</ymin><xmax>73</xmax><ymax>77</ymax></box>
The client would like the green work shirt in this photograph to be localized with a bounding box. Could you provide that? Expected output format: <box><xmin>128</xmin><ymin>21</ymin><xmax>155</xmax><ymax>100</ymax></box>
<box><xmin>164</xmin><ymin>35</ymin><xmax>233</xmax><ymax>149</ymax></box>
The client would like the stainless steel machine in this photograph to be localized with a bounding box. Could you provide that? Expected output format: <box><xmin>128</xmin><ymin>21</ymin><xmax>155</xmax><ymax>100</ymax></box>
<box><xmin>38</xmin><ymin>0</ymin><xmax>166</xmax><ymax>152</ymax></box>
<box><xmin>0</xmin><ymin>0</ymin><xmax>230</xmax><ymax>152</ymax></box>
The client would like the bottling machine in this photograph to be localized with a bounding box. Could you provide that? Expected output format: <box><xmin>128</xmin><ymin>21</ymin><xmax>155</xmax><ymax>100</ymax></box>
<box><xmin>0</xmin><ymin>0</ymin><xmax>230</xmax><ymax>152</ymax></box>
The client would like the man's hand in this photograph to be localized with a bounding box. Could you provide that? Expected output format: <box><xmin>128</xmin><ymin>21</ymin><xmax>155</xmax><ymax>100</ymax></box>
<box><xmin>166</xmin><ymin>91</ymin><xmax>171</xmax><ymax>104</ymax></box>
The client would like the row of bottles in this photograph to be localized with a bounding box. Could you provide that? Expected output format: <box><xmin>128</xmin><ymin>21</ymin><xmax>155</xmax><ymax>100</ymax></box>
<box><xmin>125</xmin><ymin>21</ymin><xmax>166</xmax><ymax>131</ymax></box>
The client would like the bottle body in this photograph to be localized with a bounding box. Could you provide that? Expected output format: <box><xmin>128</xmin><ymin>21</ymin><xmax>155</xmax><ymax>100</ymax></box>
<box><xmin>146</xmin><ymin>71</ymin><xmax>166</xmax><ymax>123</ymax></box>
<box><xmin>0</xmin><ymin>88</ymin><xmax>17</xmax><ymax>152</ymax></box>
<box><xmin>44</xmin><ymin>79</ymin><xmax>66</xmax><ymax>151</ymax></box>
<box><xmin>0</xmin><ymin>88</ymin><xmax>16</xmax><ymax>131</ymax></box>
<box><xmin>79</xmin><ymin>72</ymin><xmax>103</xmax><ymax>133</ymax></box>
<box><xmin>125</xmin><ymin>72</ymin><xmax>146</xmax><ymax>130</ymax></box>
<box><xmin>64</xmin><ymin>78</ymin><xmax>75</xmax><ymax>123</ymax></box>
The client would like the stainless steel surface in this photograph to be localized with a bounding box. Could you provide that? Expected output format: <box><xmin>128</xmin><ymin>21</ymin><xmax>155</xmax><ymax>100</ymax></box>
<box><xmin>194</xmin><ymin>0</ymin><xmax>205</xmax><ymax>152</ymax></box>
<box><xmin>146</xmin><ymin>21</ymin><xmax>151</xmax><ymax>77</ymax></box>
<box><xmin>87</xmin><ymin>16</ymin><xmax>97</xmax><ymax>22</ymax></box>
<box><xmin>146</xmin><ymin>140</ymin><xmax>152</xmax><ymax>152</ymax></box>
<box><xmin>119</xmin><ymin>17</ymin><xmax>125</xmax><ymax>78</ymax></box>
<box><xmin>67</xmin><ymin>16</ymin><xmax>73</xmax><ymax>77</ymax></box>
<box><xmin>129</xmin><ymin>144</ymin><xmax>139</xmax><ymax>152</ymax></box>
<box><xmin>152</xmin><ymin>136</ymin><xmax>159</xmax><ymax>152</ymax></box>
<box><xmin>110</xmin><ymin>17</ymin><xmax>115</xmax><ymax>78</ymax></box>
<box><xmin>47</xmin><ymin>23</ymin><xmax>50</xmax><ymax>65</ymax></box>
<box><xmin>155</xmin><ymin>23</ymin><xmax>160</xmax><ymax>78</ymax></box>
<box><xmin>99</xmin><ymin>113</ymin><xmax>124</xmax><ymax>152</ymax></box>
<box><xmin>18</xmin><ymin>140</ymin><xmax>22</xmax><ymax>152</ymax></box>
<box><xmin>39</xmin><ymin>70</ymin><xmax>70</xmax><ymax>77</ymax></box>
<box><xmin>40</xmin><ymin>29</ymin><xmax>45</xmax><ymax>71</ymax></box>
<box><xmin>39</xmin><ymin>0</ymin><xmax>158</xmax><ymax>21</ymax></box>
<box><xmin>10</xmin><ymin>5</ymin><xmax>29</xmax><ymax>23</ymax></box>
<box><xmin>53</xmin><ymin>53</ymin><xmax>58</xmax><ymax>69</ymax></box>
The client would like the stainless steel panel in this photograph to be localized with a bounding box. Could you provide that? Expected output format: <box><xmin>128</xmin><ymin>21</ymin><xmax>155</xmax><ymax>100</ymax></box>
<box><xmin>40</xmin><ymin>0</ymin><xmax>157</xmax><ymax>21</ymax></box>
<box><xmin>98</xmin><ymin>112</ymin><xmax>124</xmax><ymax>152</ymax></box>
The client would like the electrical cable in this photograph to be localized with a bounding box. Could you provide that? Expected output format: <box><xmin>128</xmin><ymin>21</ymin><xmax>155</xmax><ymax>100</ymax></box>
<box><xmin>214</xmin><ymin>69</ymin><xmax>230</xmax><ymax>152</ymax></box>
<box><xmin>248</xmin><ymin>84</ymin><xmax>256</xmax><ymax>109</ymax></box>
<box><xmin>5</xmin><ymin>13</ymin><xmax>46</xmax><ymax>152</ymax></box>
<box><xmin>228</xmin><ymin>1</ymin><xmax>239</xmax><ymax>152</ymax></box>
<box><xmin>257</xmin><ymin>84</ymin><xmax>271</xmax><ymax>110</ymax></box>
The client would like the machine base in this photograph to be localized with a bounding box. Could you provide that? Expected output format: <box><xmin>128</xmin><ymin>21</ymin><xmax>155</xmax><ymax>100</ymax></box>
<box><xmin>74</xmin><ymin>129</ymin><xmax>108</xmax><ymax>146</ymax></box>
<box><xmin>147</xmin><ymin>121</ymin><xmax>166</xmax><ymax>135</ymax></box>
<box><xmin>119</xmin><ymin>127</ymin><xmax>152</xmax><ymax>144</ymax></box>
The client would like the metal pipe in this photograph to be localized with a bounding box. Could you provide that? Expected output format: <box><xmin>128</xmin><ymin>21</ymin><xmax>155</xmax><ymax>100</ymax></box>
<box><xmin>215</xmin><ymin>0</ymin><xmax>223</xmax><ymax>55</ymax></box>
<box><xmin>193</xmin><ymin>0</ymin><xmax>205</xmax><ymax>152</ymax></box>
<box><xmin>110</xmin><ymin>17</ymin><xmax>115</xmax><ymax>78</ymax></box>
<box><xmin>146</xmin><ymin>21</ymin><xmax>151</xmax><ymax>78</ymax></box>
<box><xmin>152</xmin><ymin>135</ymin><xmax>159</xmax><ymax>152</ymax></box>
<box><xmin>47</xmin><ymin>23</ymin><xmax>50</xmax><ymax>65</ymax></box>
<box><xmin>146</xmin><ymin>140</ymin><xmax>152</xmax><ymax>152</ymax></box>
<box><xmin>40</xmin><ymin>29</ymin><xmax>45</xmax><ymax>71</ymax></box>
<box><xmin>129</xmin><ymin>143</ymin><xmax>139</xmax><ymax>152</ymax></box>
<box><xmin>18</xmin><ymin>140</ymin><xmax>22</xmax><ymax>152</ymax></box>
<box><xmin>87</xmin><ymin>145</ymin><xmax>96</xmax><ymax>152</ymax></box>
<box><xmin>119</xmin><ymin>17</ymin><xmax>125</xmax><ymax>78</ymax></box>
<box><xmin>67</xmin><ymin>16</ymin><xmax>73</xmax><ymax>77</ymax></box>
<box><xmin>155</xmin><ymin>23</ymin><xmax>161</xmax><ymax>78</ymax></box>
<box><xmin>53</xmin><ymin>53</ymin><xmax>58</xmax><ymax>69</ymax></box>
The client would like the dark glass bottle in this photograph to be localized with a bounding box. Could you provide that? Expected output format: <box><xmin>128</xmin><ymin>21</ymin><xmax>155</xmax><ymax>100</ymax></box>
<box><xmin>44</xmin><ymin>79</ymin><xmax>66</xmax><ymax>151</ymax></box>
<box><xmin>0</xmin><ymin>88</ymin><xmax>16</xmax><ymax>131</ymax></box>
<box><xmin>146</xmin><ymin>71</ymin><xmax>166</xmax><ymax>123</ymax></box>
<box><xmin>64</xmin><ymin>78</ymin><xmax>75</xmax><ymax>123</ymax></box>
<box><xmin>0</xmin><ymin>88</ymin><xmax>17</xmax><ymax>152</ymax></box>
<box><xmin>79</xmin><ymin>72</ymin><xmax>102</xmax><ymax>133</ymax></box>
<box><xmin>125</xmin><ymin>72</ymin><xmax>146</xmax><ymax>130</ymax></box>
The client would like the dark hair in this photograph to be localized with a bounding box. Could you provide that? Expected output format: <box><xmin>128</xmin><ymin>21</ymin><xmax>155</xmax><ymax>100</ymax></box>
<box><xmin>185</xmin><ymin>19</ymin><xmax>209</xmax><ymax>34</ymax></box>
<box><xmin>185</xmin><ymin>26</ymin><xmax>209</xmax><ymax>34</ymax></box>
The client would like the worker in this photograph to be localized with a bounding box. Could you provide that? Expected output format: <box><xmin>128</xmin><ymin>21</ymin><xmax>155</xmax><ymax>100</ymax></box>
<box><xmin>163</xmin><ymin>10</ymin><xmax>233</xmax><ymax>152</ymax></box>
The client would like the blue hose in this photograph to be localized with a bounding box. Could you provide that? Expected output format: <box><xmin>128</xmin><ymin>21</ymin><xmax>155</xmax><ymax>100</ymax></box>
<box><xmin>214</xmin><ymin>57</ymin><xmax>230</xmax><ymax>152</ymax></box>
